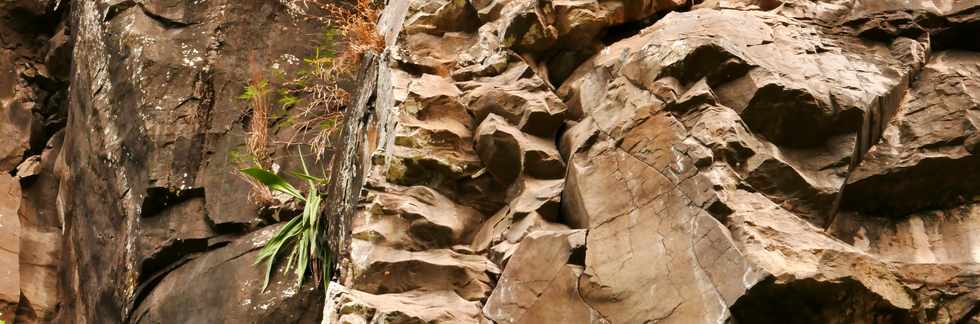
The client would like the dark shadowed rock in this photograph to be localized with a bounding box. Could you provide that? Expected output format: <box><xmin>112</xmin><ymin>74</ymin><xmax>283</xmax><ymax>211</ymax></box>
<box><xmin>59</xmin><ymin>0</ymin><xmax>335</xmax><ymax>322</ymax></box>
<box><xmin>131</xmin><ymin>224</ymin><xmax>323</xmax><ymax>324</ymax></box>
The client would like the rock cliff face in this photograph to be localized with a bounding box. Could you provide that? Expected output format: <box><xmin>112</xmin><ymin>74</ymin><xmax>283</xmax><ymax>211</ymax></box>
<box><xmin>1</xmin><ymin>0</ymin><xmax>979</xmax><ymax>323</ymax></box>
<box><xmin>2</xmin><ymin>0</ymin><xmax>335</xmax><ymax>323</ymax></box>
<box><xmin>325</xmin><ymin>0</ymin><xmax>980</xmax><ymax>323</ymax></box>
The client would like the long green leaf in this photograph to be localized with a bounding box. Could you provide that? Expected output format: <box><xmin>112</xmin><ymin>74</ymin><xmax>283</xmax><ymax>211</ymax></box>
<box><xmin>241</xmin><ymin>167</ymin><xmax>305</xmax><ymax>201</ymax></box>
<box><xmin>257</xmin><ymin>215</ymin><xmax>303</xmax><ymax>290</ymax></box>
<box><xmin>296</xmin><ymin>234</ymin><xmax>309</xmax><ymax>286</ymax></box>
<box><xmin>289</xmin><ymin>170</ymin><xmax>327</xmax><ymax>184</ymax></box>
<box><xmin>253</xmin><ymin>146</ymin><xmax>333</xmax><ymax>292</ymax></box>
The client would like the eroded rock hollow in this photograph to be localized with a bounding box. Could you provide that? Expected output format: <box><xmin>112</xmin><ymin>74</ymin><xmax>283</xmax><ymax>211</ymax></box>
<box><xmin>1</xmin><ymin>0</ymin><xmax>979</xmax><ymax>323</ymax></box>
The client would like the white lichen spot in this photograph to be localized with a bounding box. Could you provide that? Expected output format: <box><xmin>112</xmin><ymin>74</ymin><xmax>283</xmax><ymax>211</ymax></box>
<box><xmin>180</xmin><ymin>44</ymin><xmax>204</xmax><ymax>67</ymax></box>
<box><xmin>281</xmin><ymin>54</ymin><xmax>300</xmax><ymax>66</ymax></box>
<box><xmin>279</xmin><ymin>0</ymin><xmax>309</xmax><ymax>17</ymax></box>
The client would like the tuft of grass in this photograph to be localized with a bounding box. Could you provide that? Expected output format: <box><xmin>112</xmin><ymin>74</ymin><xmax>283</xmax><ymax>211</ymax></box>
<box><xmin>240</xmin><ymin>60</ymin><xmax>276</xmax><ymax>204</ymax></box>
<box><xmin>243</xmin><ymin>64</ymin><xmax>272</xmax><ymax>166</ymax></box>
<box><xmin>244</xmin><ymin>147</ymin><xmax>330</xmax><ymax>290</ymax></box>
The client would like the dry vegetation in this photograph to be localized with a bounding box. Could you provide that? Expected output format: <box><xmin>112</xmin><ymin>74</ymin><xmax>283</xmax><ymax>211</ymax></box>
<box><xmin>238</xmin><ymin>0</ymin><xmax>384</xmax><ymax>287</ymax></box>
<box><xmin>240</xmin><ymin>0</ymin><xmax>383</xmax><ymax>203</ymax></box>
<box><xmin>287</xmin><ymin>0</ymin><xmax>383</xmax><ymax>158</ymax></box>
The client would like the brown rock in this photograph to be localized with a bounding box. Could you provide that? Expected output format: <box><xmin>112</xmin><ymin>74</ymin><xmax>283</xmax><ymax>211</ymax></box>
<box><xmin>130</xmin><ymin>224</ymin><xmax>323</xmax><ymax>323</ymax></box>
<box><xmin>398</xmin><ymin>32</ymin><xmax>477</xmax><ymax>74</ymax></box>
<box><xmin>16</xmin><ymin>132</ymin><xmax>63</xmax><ymax>323</ymax></box>
<box><xmin>483</xmin><ymin>230</ymin><xmax>595</xmax><ymax>324</ymax></box>
<box><xmin>843</xmin><ymin>51</ymin><xmax>980</xmax><ymax>215</ymax></box>
<box><xmin>15</xmin><ymin>155</ymin><xmax>42</xmax><ymax>179</ymax></box>
<box><xmin>0</xmin><ymin>79</ymin><xmax>35</xmax><ymax>171</ymax></box>
<box><xmin>354</xmin><ymin>185</ymin><xmax>484</xmax><ymax>250</ymax></box>
<box><xmin>565</xmin><ymin>129</ymin><xmax>757</xmax><ymax>323</ymax></box>
<box><xmin>16</xmin><ymin>228</ymin><xmax>59</xmax><ymax>323</ymax></box>
<box><xmin>460</xmin><ymin>63</ymin><xmax>567</xmax><ymax>138</ymax></box>
<box><xmin>471</xmin><ymin>178</ymin><xmax>567</xmax><ymax>264</ymax></box>
<box><xmin>833</xmin><ymin>203</ymin><xmax>980</xmax><ymax>264</ymax></box>
<box><xmin>350</xmin><ymin>243</ymin><xmax>499</xmax><ymax>301</ymax></box>
<box><xmin>550</xmin><ymin>8</ymin><xmax>951</xmax><ymax>322</ymax></box>
<box><xmin>386</xmin><ymin>74</ymin><xmax>483</xmax><ymax>189</ymax></box>
<box><xmin>0</xmin><ymin>175</ymin><xmax>21</xmax><ymax>323</ymax></box>
<box><xmin>404</xmin><ymin>0</ymin><xmax>481</xmax><ymax>35</ymax></box>
<box><xmin>475</xmin><ymin>114</ymin><xmax>564</xmax><ymax>184</ymax></box>
<box><xmin>324</xmin><ymin>282</ymin><xmax>485</xmax><ymax>324</ymax></box>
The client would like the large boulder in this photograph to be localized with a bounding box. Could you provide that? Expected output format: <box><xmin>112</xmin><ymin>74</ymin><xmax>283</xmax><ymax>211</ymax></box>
<box><xmin>130</xmin><ymin>225</ymin><xmax>323</xmax><ymax>323</ymax></box>
<box><xmin>552</xmin><ymin>7</ymin><xmax>964</xmax><ymax>324</ymax></box>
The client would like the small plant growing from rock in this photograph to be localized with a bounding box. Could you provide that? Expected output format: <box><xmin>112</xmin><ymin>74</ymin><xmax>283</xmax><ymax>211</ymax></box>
<box><xmin>237</xmin><ymin>0</ymin><xmax>383</xmax><ymax>168</ymax></box>
<box><xmin>236</xmin><ymin>0</ymin><xmax>384</xmax><ymax>289</ymax></box>
<box><xmin>242</xmin><ymin>147</ymin><xmax>329</xmax><ymax>289</ymax></box>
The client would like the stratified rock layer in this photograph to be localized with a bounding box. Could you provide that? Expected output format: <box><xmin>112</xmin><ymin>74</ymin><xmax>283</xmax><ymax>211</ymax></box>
<box><xmin>327</xmin><ymin>0</ymin><xmax>980</xmax><ymax>323</ymax></box>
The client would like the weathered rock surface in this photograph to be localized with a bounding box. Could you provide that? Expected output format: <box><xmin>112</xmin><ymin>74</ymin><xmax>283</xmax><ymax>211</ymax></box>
<box><xmin>27</xmin><ymin>0</ymin><xmax>340</xmax><ymax>322</ymax></box>
<box><xmin>0</xmin><ymin>175</ymin><xmax>22</xmax><ymax>323</ymax></box>
<box><xmin>483</xmin><ymin>230</ymin><xmax>595</xmax><ymax>324</ymax></box>
<box><xmin>842</xmin><ymin>51</ymin><xmax>980</xmax><ymax>215</ymax></box>
<box><xmin>1</xmin><ymin>1</ymin><xmax>68</xmax><ymax>322</ymax></box>
<box><xmin>2</xmin><ymin>0</ymin><xmax>980</xmax><ymax>322</ymax></box>
<box><xmin>326</xmin><ymin>1</ymin><xmax>980</xmax><ymax>323</ymax></box>
<box><xmin>131</xmin><ymin>224</ymin><xmax>323</xmax><ymax>324</ymax></box>
<box><xmin>324</xmin><ymin>281</ymin><xmax>485</xmax><ymax>323</ymax></box>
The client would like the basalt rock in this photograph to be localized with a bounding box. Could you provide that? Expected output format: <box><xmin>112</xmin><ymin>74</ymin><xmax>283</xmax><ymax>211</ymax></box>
<box><xmin>329</xmin><ymin>1</ymin><xmax>980</xmax><ymax>323</ymax></box>
<box><xmin>130</xmin><ymin>224</ymin><xmax>323</xmax><ymax>324</ymax></box>
<box><xmin>0</xmin><ymin>174</ymin><xmax>23</xmax><ymax>323</ymax></box>
<box><xmin>4</xmin><ymin>0</ymin><xmax>980</xmax><ymax>322</ymax></box>
<box><xmin>53</xmin><ymin>0</ymin><xmax>337</xmax><ymax>322</ymax></box>
<box><xmin>334</xmin><ymin>1</ymin><xmax>976</xmax><ymax>323</ymax></box>
<box><xmin>323</xmin><ymin>282</ymin><xmax>485</xmax><ymax>323</ymax></box>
